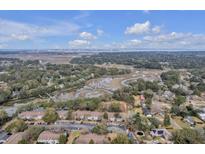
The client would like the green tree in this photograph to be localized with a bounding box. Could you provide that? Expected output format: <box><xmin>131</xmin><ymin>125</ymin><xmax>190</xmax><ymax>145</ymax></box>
<box><xmin>18</xmin><ymin>139</ymin><xmax>29</xmax><ymax>144</ymax></box>
<box><xmin>174</xmin><ymin>95</ymin><xmax>186</xmax><ymax>106</ymax></box>
<box><xmin>5</xmin><ymin>119</ymin><xmax>28</xmax><ymax>133</ymax></box>
<box><xmin>172</xmin><ymin>128</ymin><xmax>205</xmax><ymax>144</ymax></box>
<box><xmin>148</xmin><ymin>117</ymin><xmax>161</xmax><ymax>129</ymax></box>
<box><xmin>171</xmin><ymin>105</ymin><xmax>181</xmax><ymax>115</ymax></box>
<box><xmin>145</xmin><ymin>98</ymin><xmax>152</xmax><ymax>110</ymax></box>
<box><xmin>66</xmin><ymin>110</ymin><xmax>73</xmax><ymax>120</ymax></box>
<box><xmin>103</xmin><ymin>112</ymin><xmax>108</xmax><ymax>120</ymax></box>
<box><xmin>0</xmin><ymin>89</ymin><xmax>11</xmax><ymax>104</ymax></box>
<box><xmin>89</xmin><ymin>139</ymin><xmax>94</xmax><ymax>144</ymax></box>
<box><xmin>43</xmin><ymin>108</ymin><xmax>59</xmax><ymax>124</ymax></box>
<box><xmin>23</xmin><ymin>126</ymin><xmax>45</xmax><ymax>143</ymax></box>
<box><xmin>163</xmin><ymin>112</ymin><xmax>171</xmax><ymax>127</ymax></box>
<box><xmin>109</xmin><ymin>102</ymin><xmax>121</xmax><ymax>112</ymax></box>
<box><xmin>111</xmin><ymin>134</ymin><xmax>132</xmax><ymax>144</ymax></box>
<box><xmin>0</xmin><ymin>110</ymin><xmax>8</xmax><ymax>126</ymax></box>
<box><xmin>131</xmin><ymin>113</ymin><xmax>150</xmax><ymax>131</ymax></box>
<box><xmin>59</xmin><ymin>134</ymin><xmax>68</xmax><ymax>144</ymax></box>
<box><xmin>92</xmin><ymin>124</ymin><xmax>108</xmax><ymax>135</ymax></box>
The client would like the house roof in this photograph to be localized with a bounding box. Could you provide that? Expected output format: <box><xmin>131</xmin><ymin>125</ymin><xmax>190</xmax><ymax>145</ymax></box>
<box><xmin>73</xmin><ymin>111</ymin><xmax>103</xmax><ymax>117</ymax></box>
<box><xmin>75</xmin><ymin>133</ymin><xmax>108</xmax><ymax>144</ymax></box>
<box><xmin>37</xmin><ymin>131</ymin><xmax>60</xmax><ymax>141</ymax></box>
<box><xmin>5</xmin><ymin>132</ymin><xmax>24</xmax><ymax>144</ymax></box>
<box><xmin>73</xmin><ymin>110</ymin><xmax>127</xmax><ymax>119</ymax></box>
<box><xmin>18</xmin><ymin>111</ymin><xmax>45</xmax><ymax>118</ymax></box>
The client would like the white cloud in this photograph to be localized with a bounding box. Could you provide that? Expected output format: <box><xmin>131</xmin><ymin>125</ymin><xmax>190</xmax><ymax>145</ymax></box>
<box><xmin>11</xmin><ymin>34</ymin><xmax>30</xmax><ymax>41</ymax></box>
<box><xmin>79</xmin><ymin>32</ymin><xmax>96</xmax><ymax>40</ymax></box>
<box><xmin>143</xmin><ymin>32</ymin><xmax>192</xmax><ymax>42</ymax></box>
<box><xmin>97</xmin><ymin>29</ymin><xmax>104</xmax><ymax>36</ymax></box>
<box><xmin>125</xmin><ymin>21</ymin><xmax>151</xmax><ymax>35</ymax></box>
<box><xmin>141</xmin><ymin>32</ymin><xmax>205</xmax><ymax>49</ymax></box>
<box><xmin>105</xmin><ymin>31</ymin><xmax>205</xmax><ymax>50</ymax></box>
<box><xmin>152</xmin><ymin>26</ymin><xmax>161</xmax><ymax>33</ymax></box>
<box><xmin>0</xmin><ymin>18</ymin><xmax>80</xmax><ymax>43</ymax></box>
<box><xmin>68</xmin><ymin>39</ymin><xmax>90</xmax><ymax>48</ymax></box>
<box><xmin>128</xmin><ymin>39</ymin><xmax>142</xmax><ymax>46</ymax></box>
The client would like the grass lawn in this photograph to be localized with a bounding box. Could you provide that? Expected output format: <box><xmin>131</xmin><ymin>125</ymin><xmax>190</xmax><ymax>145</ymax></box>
<box><xmin>172</xmin><ymin>116</ymin><xmax>190</xmax><ymax>129</ymax></box>
<box><xmin>67</xmin><ymin>131</ymin><xmax>81</xmax><ymax>144</ymax></box>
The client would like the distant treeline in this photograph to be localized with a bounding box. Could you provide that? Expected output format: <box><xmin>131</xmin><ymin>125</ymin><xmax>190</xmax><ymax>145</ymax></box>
<box><xmin>70</xmin><ymin>51</ymin><xmax>205</xmax><ymax>69</ymax></box>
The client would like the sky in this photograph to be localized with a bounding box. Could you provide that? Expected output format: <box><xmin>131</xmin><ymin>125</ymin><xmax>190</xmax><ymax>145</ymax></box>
<box><xmin>0</xmin><ymin>10</ymin><xmax>205</xmax><ymax>50</ymax></box>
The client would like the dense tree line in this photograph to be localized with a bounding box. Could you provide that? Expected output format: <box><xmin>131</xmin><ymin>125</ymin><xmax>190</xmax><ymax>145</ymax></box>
<box><xmin>71</xmin><ymin>51</ymin><xmax>205</xmax><ymax>69</ymax></box>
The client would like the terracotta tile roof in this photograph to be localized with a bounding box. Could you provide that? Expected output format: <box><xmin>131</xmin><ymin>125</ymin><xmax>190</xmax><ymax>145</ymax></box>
<box><xmin>5</xmin><ymin>132</ymin><xmax>24</xmax><ymax>144</ymax></box>
<box><xmin>75</xmin><ymin>133</ymin><xmax>108</xmax><ymax>144</ymax></box>
<box><xmin>18</xmin><ymin>111</ymin><xmax>45</xmax><ymax>118</ymax></box>
<box><xmin>37</xmin><ymin>131</ymin><xmax>60</xmax><ymax>141</ymax></box>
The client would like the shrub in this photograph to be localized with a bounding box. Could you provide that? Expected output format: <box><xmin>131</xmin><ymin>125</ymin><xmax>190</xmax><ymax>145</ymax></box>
<box><xmin>43</xmin><ymin>108</ymin><xmax>59</xmax><ymax>124</ymax></box>
<box><xmin>92</xmin><ymin>124</ymin><xmax>108</xmax><ymax>135</ymax></box>
<box><xmin>5</xmin><ymin>119</ymin><xmax>28</xmax><ymax>133</ymax></box>
<box><xmin>172</xmin><ymin>128</ymin><xmax>205</xmax><ymax>144</ymax></box>
<box><xmin>59</xmin><ymin>134</ymin><xmax>68</xmax><ymax>144</ymax></box>
<box><xmin>111</xmin><ymin>134</ymin><xmax>132</xmax><ymax>144</ymax></box>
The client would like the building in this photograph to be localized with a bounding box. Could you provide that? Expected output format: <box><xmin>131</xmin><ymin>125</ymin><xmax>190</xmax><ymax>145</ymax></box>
<box><xmin>37</xmin><ymin>131</ymin><xmax>61</xmax><ymax>144</ymax></box>
<box><xmin>73</xmin><ymin>111</ymin><xmax>102</xmax><ymax>121</ymax></box>
<box><xmin>73</xmin><ymin>111</ymin><xmax>126</xmax><ymax>122</ymax></box>
<box><xmin>18</xmin><ymin>111</ymin><xmax>45</xmax><ymax>120</ymax></box>
<box><xmin>5</xmin><ymin>132</ymin><xmax>25</xmax><ymax>144</ymax></box>
<box><xmin>150</xmin><ymin>129</ymin><xmax>171</xmax><ymax>140</ymax></box>
<box><xmin>75</xmin><ymin>133</ymin><xmax>108</xmax><ymax>144</ymax></box>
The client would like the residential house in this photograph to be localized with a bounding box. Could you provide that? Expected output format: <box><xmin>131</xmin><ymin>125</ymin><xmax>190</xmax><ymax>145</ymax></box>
<box><xmin>5</xmin><ymin>132</ymin><xmax>25</xmax><ymax>144</ymax></box>
<box><xmin>73</xmin><ymin>111</ymin><xmax>127</xmax><ymax>122</ymax></box>
<box><xmin>150</xmin><ymin>129</ymin><xmax>171</xmax><ymax>140</ymax></box>
<box><xmin>37</xmin><ymin>131</ymin><xmax>61</xmax><ymax>144</ymax></box>
<box><xmin>18</xmin><ymin>111</ymin><xmax>45</xmax><ymax>120</ymax></box>
<box><xmin>73</xmin><ymin>111</ymin><xmax>102</xmax><ymax>121</ymax></box>
<box><xmin>75</xmin><ymin>133</ymin><xmax>108</xmax><ymax>144</ymax></box>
